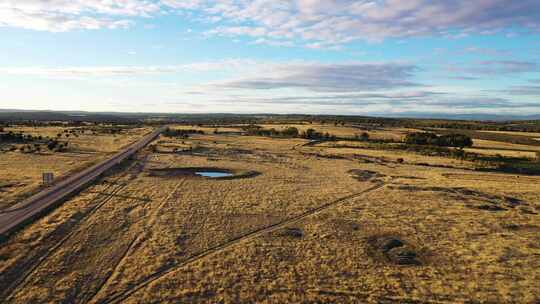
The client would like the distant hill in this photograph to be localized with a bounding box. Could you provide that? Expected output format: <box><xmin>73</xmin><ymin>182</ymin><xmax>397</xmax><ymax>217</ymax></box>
<box><xmin>379</xmin><ymin>112</ymin><xmax>540</xmax><ymax>121</ymax></box>
<box><xmin>0</xmin><ymin>109</ymin><xmax>539</xmax><ymax>123</ymax></box>
<box><xmin>0</xmin><ymin>110</ymin><xmax>138</xmax><ymax>123</ymax></box>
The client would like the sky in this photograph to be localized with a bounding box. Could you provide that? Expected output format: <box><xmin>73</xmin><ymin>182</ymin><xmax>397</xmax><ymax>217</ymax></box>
<box><xmin>1</xmin><ymin>0</ymin><xmax>540</xmax><ymax>115</ymax></box>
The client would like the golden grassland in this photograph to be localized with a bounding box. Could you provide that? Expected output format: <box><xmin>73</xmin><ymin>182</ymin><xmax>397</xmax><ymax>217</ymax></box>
<box><xmin>479</xmin><ymin>130</ymin><xmax>540</xmax><ymax>137</ymax></box>
<box><xmin>168</xmin><ymin>125</ymin><xmax>241</xmax><ymax>134</ymax></box>
<box><xmin>257</xmin><ymin>123</ymin><xmax>410</xmax><ymax>141</ymax></box>
<box><xmin>0</xmin><ymin>126</ymin><xmax>539</xmax><ymax>303</ymax></box>
<box><xmin>313</xmin><ymin>140</ymin><xmax>478</xmax><ymax>169</ymax></box>
<box><xmin>473</xmin><ymin>139</ymin><xmax>540</xmax><ymax>152</ymax></box>
<box><xmin>464</xmin><ymin>148</ymin><xmax>537</xmax><ymax>158</ymax></box>
<box><xmin>0</xmin><ymin>126</ymin><xmax>151</xmax><ymax>209</ymax></box>
<box><xmin>465</xmin><ymin>139</ymin><xmax>540</xmax><ymax>159</ymax></box>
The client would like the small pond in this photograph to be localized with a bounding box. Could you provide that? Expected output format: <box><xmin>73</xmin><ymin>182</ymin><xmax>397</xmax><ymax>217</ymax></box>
<box><xmin>149</xmin><ymin>167</ymin><xmax>260</xmax><ymax>180</ymax></box>
<box><xmin>195</xmin><ymin>171</ymin><xmax>234</xmax><ymax>178</ymax></box>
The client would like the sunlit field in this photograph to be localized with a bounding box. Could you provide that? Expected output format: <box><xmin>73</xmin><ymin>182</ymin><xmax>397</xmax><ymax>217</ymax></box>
<box><xmin>0</xmin><ymin>126</ymin><xmax>150</xmax><ymax>209</ymax></box>
<box><xmin>1</xmin><ymin>124</ymin><xmax>538</xmax><ymax>303</ymax></box>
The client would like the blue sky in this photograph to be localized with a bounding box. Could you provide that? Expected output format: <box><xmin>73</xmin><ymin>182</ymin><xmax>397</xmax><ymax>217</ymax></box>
<box><xmin>1</xmin><ymin>0</ymin><xmax>540</xmax><ymax>115</ymax></box>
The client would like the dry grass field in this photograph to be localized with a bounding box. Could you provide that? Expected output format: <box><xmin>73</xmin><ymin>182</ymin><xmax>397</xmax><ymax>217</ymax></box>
<box><xmin>0</xmin><ymin>125</ymin><xmax>539</xmax><ymax>303</ymax></box>
<box><xmin>0</xmin><ymin>126</ymin><xmax>150</xmax><ymax>209</ymax></box>
<box><xmin>479</xmin><ymin>130</ymin><xmax>540</xmax><ymax>138</ymax></box>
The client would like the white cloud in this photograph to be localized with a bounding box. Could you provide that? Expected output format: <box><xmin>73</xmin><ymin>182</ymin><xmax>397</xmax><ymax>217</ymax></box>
<box><xmin>167</xmin><ymin>0</ymin><xmax>540</xmax><ymax>46</ymax></box>
<box><xmin>2</xmin><ymin>1</ymin><xmax>539</xmax><ymax>47</ymax></box>
<box><xmin>3</xmin><ymin>58</ymin><xmax>539</xmax><ymax>114</ymax></box>
<box><xmin>0</xmin><ymin>0</ymin><xmax>159</xmax><ymax>31</ymax></box>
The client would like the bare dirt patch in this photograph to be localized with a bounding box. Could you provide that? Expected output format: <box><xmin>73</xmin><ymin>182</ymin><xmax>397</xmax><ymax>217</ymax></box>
<box><xmin>388</xmin><ymin>184</ymin><xmax>529</xmax><ymax>213</ymax></box>
<box><xmin>348</xmin><ymin>169</ymin><xmax>385</xmax><ymax>182</ymax></box>
<box><xmin>275</xmin><ymin>227</ymin><xmax>304</xmax><ymax>239</ymax></box>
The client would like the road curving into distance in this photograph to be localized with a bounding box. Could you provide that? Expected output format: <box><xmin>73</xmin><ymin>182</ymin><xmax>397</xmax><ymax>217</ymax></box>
<box><xmin>0</xmin><ymin>127</ymin><xmax>165</xmax><ymax>237</ymax></box>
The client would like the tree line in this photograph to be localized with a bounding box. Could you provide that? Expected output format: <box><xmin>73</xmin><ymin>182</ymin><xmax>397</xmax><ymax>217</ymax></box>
<box><xmin>404</xmin><ymin>132</ymin><xmax>473</xmax><ymax>148</ymax></box>
<box><xmin>0</xmin><ymin>130</ymin><xmax>69</xmax><ymax>153</ymax></box>
<box><xmin>243</xmin><ymin>126</ymin><xmax>337</xmax><ymax>140</ymax></box>
<box><xmin>163</xmin><ymin>128</ymin><xmax>205</xmax><ymax>138</ymax></box>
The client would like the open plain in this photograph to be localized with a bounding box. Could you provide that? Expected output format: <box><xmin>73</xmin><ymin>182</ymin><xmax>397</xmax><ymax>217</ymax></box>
<box><xmin>0</xmin><ymin>126</ymin><xmax>151</xmax><ymax>210</ymax></box>
<box><xmin>0</xmin><ymin>124</ymin><xmax>539</xmax><ymax>303</ymax></box>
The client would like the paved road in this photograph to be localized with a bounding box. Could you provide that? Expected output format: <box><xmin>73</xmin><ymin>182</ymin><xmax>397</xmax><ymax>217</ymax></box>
<box><xmin>0</xmin><ymin>127</ymin><xmax>165</xmax><ymax>237</ymax></box>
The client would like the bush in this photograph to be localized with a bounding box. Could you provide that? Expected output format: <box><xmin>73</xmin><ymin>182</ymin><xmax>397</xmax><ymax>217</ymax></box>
<box><xmin>439</xmin><ymin>134</ymin><xmax>473</xmax><ymax>148</ymax></box>
<box><xmin>47</xmin><ymin>140</ymin><xmax>59</xmax><ymax>151</ymax></box>
<box><xmin>404</xmin><ymin>132</ymin><xmax>439</xmax><ymax>146</ymax></box>
<box><xmin>301</xmin><ymin>128</ymin><xmax>323</xmax><ymax>139</ymax></box>
<box><xmin>360</xmin><ymin>132</ymin><xmax>370</xmax><ymax>141</ymax></box>
<box><xmin>281</xmin><ymin>127</ymin><xmax>299</xmax><ymax>137</ymax></box>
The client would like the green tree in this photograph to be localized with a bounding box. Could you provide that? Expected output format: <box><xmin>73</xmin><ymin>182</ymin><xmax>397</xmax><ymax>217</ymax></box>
<box><xmin>360</xmin><ymin>132</ymin><xmax>370</xmax><ymax>141</ymax></box>
<box><xmin>282</xmin><ymin>127</ymin><xmax>299</xmax><ymax>137</ymax></box>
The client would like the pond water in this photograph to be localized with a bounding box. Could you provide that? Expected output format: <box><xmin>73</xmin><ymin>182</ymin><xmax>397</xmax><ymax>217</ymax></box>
<box><xmin>195</xmin><ymin>171</ymin><xmax>233</xmax><ymax>178</ymax></box>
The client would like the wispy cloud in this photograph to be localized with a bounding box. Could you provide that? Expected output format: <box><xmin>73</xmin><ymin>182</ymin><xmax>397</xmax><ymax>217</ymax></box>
<box><xmin>3</xmin><ymin>58</ymin><xmax>540</xmax><ymax>114</ymax></box>
<box><xmin>447</xmin><ymin>60</ymin><xmax>540</xmax><ymax>77</ymax></box>
<box><xmin>462</xmin><ymin>47</ymin><xmax>510</xmax><ymax>57</ymax></box>
<box><xmin>0</xmin><ymin>59</ymin><xmax>258</xmax><ymax>77</ymax></box>
<box><xmin>472</xmin><ymin>60</ymin><xmax>539</xmax><ymax>75</ymax></box>
<box><xmin>213</xmin><ymin>62</ymin><xmax>421</xmax><ymax>92</ymax></box>
<box><xmin>177</xmin><ymin>90</ymin><xmax>540</xmax><ymax>113</ymax></box>
<box><xmin>0</xmin><ymin>0</ymin><xmax>159</xmax><ymax>31</ymax></box>
<box><xmin>498</xmin><ymin>85</ymin><xmax>540</xmax><ymax>96</ymax></box>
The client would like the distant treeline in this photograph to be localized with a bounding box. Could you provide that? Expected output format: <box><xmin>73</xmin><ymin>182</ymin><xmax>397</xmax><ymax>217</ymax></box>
<box><xmin>2</xmin><ymin>111</ymin><xmax>539</xmax><ymax>133</ymax></box>
<box><xmin>243</xmin><ymin>125</ymin><xmax>337</xmax><ymax>140</ymax></box>
<box><xmin>0</xmin><ymin>131</ymin><xmax>43</xmax><ymax>143</ymax></box>
<box><xmin>163</xmin><ymin>128</ymin><xmax>205</xmax><ymax>138</ymax></box>
<box><xmin>0</xmin><ymin>130</ymin><xmax>69</xmax><ymax>153</ymax></box>
<box><xmin>404</xmin><ymin>132</ymin><xmax>473</xmax><ymax>148</ymax></box>
<box><xmin>0</xmin><ymin>111</ymin><xmax>140</xmax><ymax>124</ymax></box>
<box><xmin>411</xmin><ymin>121</ymin><xmax>540</xmax><ymax>133</ymax></box>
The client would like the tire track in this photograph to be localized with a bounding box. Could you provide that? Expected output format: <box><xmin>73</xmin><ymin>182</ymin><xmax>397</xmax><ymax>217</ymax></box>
<box><xmin>101</xmin><ymin>182</ymin><xmax>386</xmax><ymax>304</ymax></box>
<box><xmin>85</xmin><ymin>180</ymin><xmax>186</xmax><ymax>304</ymax></box>
<box><xmin>90</xmin><ymin>181</ymin><xmax>235</xmax><ymax>304</ymax></box>
<box><xmin>4</xmin><ymin>183</ymin><xmax>128</xmax><ymax>303</ymax></box>
<box><xmin>1</xmin><ymin>161</ymin><xmax>140</xmax><ymax>303</ymax></box>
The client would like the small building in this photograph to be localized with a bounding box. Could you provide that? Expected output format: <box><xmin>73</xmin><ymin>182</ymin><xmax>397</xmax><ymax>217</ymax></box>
<box><xmin>43</xmin><ymin>172</ymin><xmax>54</xmax><ymax>186</ymax></box>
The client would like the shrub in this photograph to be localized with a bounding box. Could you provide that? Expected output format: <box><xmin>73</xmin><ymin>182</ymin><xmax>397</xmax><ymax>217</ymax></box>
<box><xmin>301</xmin><ymin>128</ymin><xmax>323</xmax><ymax>139</ymax></box>
<box><xmin>47</xmin><ymin>140</ymin><xmax>59</xmax><ymax>151</ymax></box>
<box><xmin>360</xmin><ymin>132</ymin><xmax>370</xmax><ymax>141</ymax></box>
<box><xmin>281</xmin><ymin>127</ymin><xmax>299</xmax><ymax>137</ymax></box>
<box><xmin>439</xmin><ymin>134</ymin><xmax>473</xmax><ymax>148</ymax></box>
<box><xmin>404</xmin><ymin>132</ymin><xmax>439</xmax><ymax>146</ymax></box>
